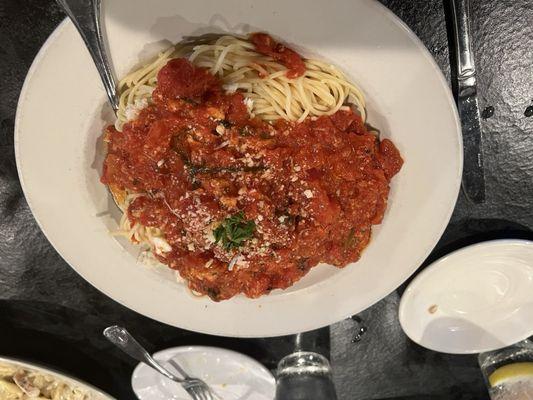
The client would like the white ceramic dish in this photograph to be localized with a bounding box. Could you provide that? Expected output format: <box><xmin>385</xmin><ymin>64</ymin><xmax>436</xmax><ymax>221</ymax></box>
<box><xmin>131</xmin><ymin>346</ymin><xmax>275</xmax><ymax>400</ymax></box>
<box><xmin>399</xmin><ymin>239</ymin><xmax>533</xmax><ymax>354</ymax></box>
<box><xmin>0</xmin><ymin>356</ymin><xmax>113</xmax><ymax>399</ymax></box>
<box><xmin>15</xmin><ymin>0</ymin><xmax>461</xmax><ymax>337</ymax></box>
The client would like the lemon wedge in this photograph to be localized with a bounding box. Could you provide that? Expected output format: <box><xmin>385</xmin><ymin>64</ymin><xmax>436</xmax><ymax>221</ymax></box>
<box><xmin>488</xmin><ymin>362</ymin><xmax>533</xmax><ymax>387</ymax></box>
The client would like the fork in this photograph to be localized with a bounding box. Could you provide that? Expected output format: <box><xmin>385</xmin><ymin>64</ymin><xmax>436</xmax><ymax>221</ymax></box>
<box><xmin>55</xmin><ymin>0</ymin><xmax>119</xmax><ymax>112</ymax></box>
<box><xmin>103</xmin><ymin>325</ymin><xmax>214</xmax><ymax>400</ymax></box>
<box><xmin>170</xmin><ymin>359</ymin><xmax>217</xmax><ymax>400</ymax></box>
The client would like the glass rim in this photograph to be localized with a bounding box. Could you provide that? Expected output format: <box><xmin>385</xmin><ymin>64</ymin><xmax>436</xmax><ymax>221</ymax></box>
<box><xmin>277</xmin><ymin>351</ymin><xmax>332</xmax><ymax>376</ymax></box>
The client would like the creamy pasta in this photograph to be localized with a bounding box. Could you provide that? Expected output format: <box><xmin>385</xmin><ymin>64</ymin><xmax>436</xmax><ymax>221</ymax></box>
<box><xmin>0</xmin><ymin>362</ymin><xmax>93</xmax><ymax>400</ymax></box>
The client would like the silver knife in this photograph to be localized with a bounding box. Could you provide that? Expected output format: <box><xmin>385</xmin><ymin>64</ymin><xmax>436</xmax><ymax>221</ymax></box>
<box><xmin>450</xmin><ymin>0</ymin><xmax>485</xmax><ymax>203</ymax></box>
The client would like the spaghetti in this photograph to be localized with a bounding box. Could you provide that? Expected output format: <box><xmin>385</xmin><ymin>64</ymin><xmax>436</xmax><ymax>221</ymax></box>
<box><xmin>115</xmin><ymin>34</ymin><xmax>366</xmax><ymax>130</ymax></box>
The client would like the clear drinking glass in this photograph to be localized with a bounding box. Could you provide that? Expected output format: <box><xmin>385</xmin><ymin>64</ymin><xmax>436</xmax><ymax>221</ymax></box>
<box><xmin>275</xmin><ymin>351</ymin><xmax>338</xmax><ymax>400</ymax></box>
<box><xmin>478</xmin><ymin>339</ymin><xmax>533</xmax><ymax>399</ymax></box>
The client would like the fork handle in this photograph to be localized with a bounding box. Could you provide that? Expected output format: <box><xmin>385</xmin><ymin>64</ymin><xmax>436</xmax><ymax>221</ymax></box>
<box><xmin>55</xmin><ymin>0</ymin><xmax>119</xmax><ymax>111</ymax></box>
<box><xmin>103</xmin><ymin>326</ymin><xmax>184</xmax><ymax>383</ymax></box>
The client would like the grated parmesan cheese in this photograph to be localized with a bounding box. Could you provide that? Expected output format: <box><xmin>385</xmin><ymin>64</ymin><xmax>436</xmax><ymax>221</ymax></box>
<box><xmin>244</xmin><ymin>98</ymin><xmax>254</xmax><ymax>114</ymax></box>
<box><xmin>124</xmin><ymin>98</ymin><xmax>149</xmax><ymax>122</ymax></box>
<box><xmin>215</xmin><ymin>140</ymin><xmax>229</xmax><ymax>150</ymax></box>
<box><xmin>223</xmin><ymin>83</ymin><xmax>239</xmax><ymax>93</ymax></box>
<box><xmin>205</xmin><ymin>227</ymin><xmax>216</xmax><ymax>244</ymax></box>
<box><xmin>228</xmin><ymin>255</ymin><xmax>240</xmax><ymax>271</ymax></box>
<box><xmin>215</xmin><ymin>125</ymin><xmax>226</xmax><ymax>135</ymax></box>
<box><xmin>152</xmin><ymin>237</ymin><xmax>172</xmax><ymax>255</ymax></box>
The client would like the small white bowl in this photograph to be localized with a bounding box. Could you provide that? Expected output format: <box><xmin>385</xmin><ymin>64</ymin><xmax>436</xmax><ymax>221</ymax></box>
<box><xmin>399</xmin><ymin>239</ymin><xmax>533</xmax><ymax>354</ymax></box>
<box><xmin>131</xmin><ymin>346</ymin><xmax>275</xmax><ymax>400</ymax></box>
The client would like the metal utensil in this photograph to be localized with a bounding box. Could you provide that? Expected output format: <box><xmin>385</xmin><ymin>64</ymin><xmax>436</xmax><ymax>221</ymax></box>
<box><xmin>103</xmin><ymin>326</ymin><xmax>214</xmax><ymax>400</ymax></box>
<box><xmin>449</xmin><ymin>0</ymin><xmax>486</xmax><ymax>203</ymax></box>
<box><xmin>55</xmin><ymin>0</ymin><xmax>119</xmax><ymax>112</ymax></box>
<box><xmin>55</xmin><ymin>0</ymin><xmax>124</xmax><ymax>209</ymax></box>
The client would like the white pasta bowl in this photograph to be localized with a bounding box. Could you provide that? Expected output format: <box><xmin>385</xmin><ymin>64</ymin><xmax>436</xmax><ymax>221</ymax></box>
<box><xmin>15</xmin><ymin>0</ymin><xmax>462</xmax><ymax>337</ymax></box>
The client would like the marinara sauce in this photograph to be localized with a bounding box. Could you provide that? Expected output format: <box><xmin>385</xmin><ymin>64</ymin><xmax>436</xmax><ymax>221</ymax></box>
<box><xmin>250</xmin><ymin>32</ymin><xmax>306</xmax><ymax>78</ymax></box>
<box><xmin>102</xmin><ymin>56</ymin><xmax>402</xmax><ymax>301</ymax></box>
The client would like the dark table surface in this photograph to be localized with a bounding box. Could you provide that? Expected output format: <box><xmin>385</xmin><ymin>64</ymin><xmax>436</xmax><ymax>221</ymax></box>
<box><xmin>1</xmin><ymin>0</ymin><xmax>532</xmax><ymax>399</ymax></box>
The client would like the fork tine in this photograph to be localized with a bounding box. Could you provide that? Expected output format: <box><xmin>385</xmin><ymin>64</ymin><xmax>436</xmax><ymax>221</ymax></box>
<box><xmin>195</xmin><ymin>391</ymin><xmax>206</xmax><ymax>400</ymax></box>
<box><xmin>197</xmin><ymin>386</ymin><xmax>209</xmax><ymax>400</ymax></box>
<box><xmin>186</xmin><ymin>386</ymin><xmax>201</xmax><ymax>400</ymax></box>
<box><xmin>182</xmin><ymin>378</ymin><xmax>212</xmax><ymax>400</ymax></box>
<box><xmin>195</xmin><ymin>384</ymin><xmax>210</xmax><ymax>400</ymax></box>
<box><xmin>190</xmin><ymin>383</ymin><xmax>207</xmax><ymax>400</ymax></box>
<box><xmin>203</xmin><ymin>385</ymin><xmax>214</xmax><ymax>400</ymax></box>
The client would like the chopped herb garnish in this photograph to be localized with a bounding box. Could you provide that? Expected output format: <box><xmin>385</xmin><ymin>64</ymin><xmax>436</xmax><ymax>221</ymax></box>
<box><xmin>220</xmin><ymin>119</ymin><xmax>232</xmax><ymax>128</ymax></box>
<box><xmin>206</xmin><ymin>287</ymin><xmax>221</xmax><ymax>301</ymax></box>
<box><xmin>188</xmin><ymin>164</ymin><xmax>266</xmax><ymax>177</ymax></box>
<box><xmin>259</xmin><ymin>131</ymin><xmax>272</xmax><ymax>139</ymax></box>
<box><xmin>190</xmin><ymin>180</ymin><xmax>202</xmax><ymax>190</ymax></box>
<box><xmin>239</xmin><ymin>126</ymin><xmax>254</xmax><ymax>136</ymax></box>
<box><xmin>182</xmin><ymin>97</ymin><xmax>198</xmax><ymax>105</ymax></box>
<box><xmin>344</xmin><ymin>228</ymin><xmax>356</xmax><ymax>249</ymax></box>
<box><xmin>213</xmin><ymin>211</ymin><xmax>256</xmax><ymax>251</ymax></box>
<box><xmin>297</xmin><ymin>258</ymin><xmax>309</xmax><ymax>271</ymax></box>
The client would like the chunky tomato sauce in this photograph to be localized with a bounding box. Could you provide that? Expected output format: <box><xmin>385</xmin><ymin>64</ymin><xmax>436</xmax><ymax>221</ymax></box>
<box><xmin>250</xmin><ymin>33</ymin><xmax>306</xmax><ymax>78</ymax></box>
<box><xmin>102</xmin><ymin>58</ymin><xmax>402</xmax><ymax>301</ymax></box>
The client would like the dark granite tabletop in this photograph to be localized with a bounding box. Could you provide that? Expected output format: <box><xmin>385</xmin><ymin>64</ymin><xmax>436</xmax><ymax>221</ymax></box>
<box><xmin>1</xmin><ymin>0</ymin><xmax>532</xmax><ymax>399</ymax></box>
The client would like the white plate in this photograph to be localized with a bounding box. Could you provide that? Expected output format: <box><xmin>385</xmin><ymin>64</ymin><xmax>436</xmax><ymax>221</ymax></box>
<box><xmin>399</xmin><ymin>240</ymin><xmax>533</xmax><ymax>354</ymax></box>
<box><xmin>131</xmin><ymin>346</ymin><xmax>275</xmax><ymax>400</ymax></box>
<box><xmin>0</xmin><ymin>356</ymin><xmax>114</xmax><ymax>399</ymax></box>
<box><xmin>15</xmin><ymin>0</ymin><xmax>462</xmax><ymax>337</ymax></box>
